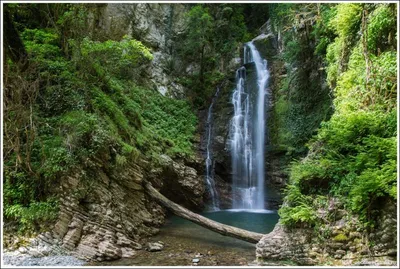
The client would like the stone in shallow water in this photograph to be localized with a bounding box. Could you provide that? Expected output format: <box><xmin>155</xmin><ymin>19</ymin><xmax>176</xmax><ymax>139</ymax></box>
<box><xmin>147</xmin><ymin>242</ymin><xmax>164</xmax><ymax>252</ymax></box>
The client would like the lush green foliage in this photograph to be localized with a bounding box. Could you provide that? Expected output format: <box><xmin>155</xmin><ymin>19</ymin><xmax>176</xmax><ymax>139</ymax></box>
<box><xmin>325</xmin><ymin>3</ymin><xmax>362</xmax><ymax>86</ymax></box>
<box><xmin>367</xmin><ymin>5</ymin><xmax>397</xmax><ymax>54</ymax></box>
<box><xmin>278</xmin><ymin>3</ymin><xmax>397</xmax><ymax>228</ymax></box>
<box><xmin>80</xmin><ymin>36</ymin><xmax>153</xmax><ymax>80</ymax></box>
<box><xmin>268</xmin><ymin>4</ymin><xmax>333</xmax><ymax>157</ymax></box>
<box><xmin>3</xmin><ymin>4</ymin><xmax>197</xmax><ymax>234</ymax></box>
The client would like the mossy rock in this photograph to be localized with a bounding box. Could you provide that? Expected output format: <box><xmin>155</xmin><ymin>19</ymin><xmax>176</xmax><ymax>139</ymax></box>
<box><xmin>333</xmin><ymin>233</ymin><xmax>349</xmax><ymax>242</ymax></box>
<box><xmin>252</xmin><ymin>35</ymin><xmax>278</xmax><ymax>60</ymax></box>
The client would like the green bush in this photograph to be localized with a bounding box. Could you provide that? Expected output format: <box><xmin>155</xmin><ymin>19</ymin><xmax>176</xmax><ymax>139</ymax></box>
<box><xmin>4</xmin><ymin>199</ymin><xmax>59</xmax><ymax>234</ymax></box>
<box><xmin>279</xmin><ymin>185</ymin><xmax>318</xmax><ymax>227</ymax></box>
<box><xmin>4</xmin><ymin>167</ymin><xmax>59</xmax><ymax>234</ymax></box>
<box><xmin>367</xmin><ymin>4</ymin><xmax>397</xmax><ymax>54</ymax></box>
<box><xmin>280</xmin><ymin>204</ymin><xmax>317</xmax><ymax>227</ymax></box>
<box><xmin>80</xmin><ymin>35</ymin><xmax>153</xmax><ymax>79</ymax></box>
<box><xmin>329</xmin><ymin>4</ymin><xmax>362</xmax><ymax>39</ymax></box>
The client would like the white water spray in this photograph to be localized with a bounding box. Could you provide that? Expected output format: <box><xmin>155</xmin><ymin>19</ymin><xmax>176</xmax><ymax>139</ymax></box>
<box><xmin>205</xmin><ymin>88</ymin><xmax>220</xmax><ymax>210</ymax></box>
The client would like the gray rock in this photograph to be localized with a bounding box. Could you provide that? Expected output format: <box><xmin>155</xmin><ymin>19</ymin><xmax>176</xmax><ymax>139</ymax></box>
<box><xmin>102</xmin><ymin>3</ymin><xmax>189</xmax><ymax>96</ymax></box>
<box><xmin>30</xmin><ymin>238</ymin><xmax>39</xmax><ymax>247</ymax></box>
<box><xmin>121</xmin><ymin>247</ymin><xmax>136</xmax><ymax>258</ymax></box>
<box><xmin>28</xmin><ymin>249</ymin><xmax>43</xmax><ymax>258</ymax></box>
<box><xmin>336</xmin><ymin>249</ymin><xmax>346</xmax><ymax>255</ymax></box>
<box><xmin>147</xmin><ymin>242</ymin><xmax>164</xmax><ymax>252</ymax></box>
<box><xmin>349</xmin><ymin>231</ymin><xmax>362</xmax><ymax>239</ymax></box>
<box><xmin>328</xmin><ymin>242</ymin><xmax>344</xmax><ymax>250</ymax></box>
<box><xmin>192</xmin><ymin>258</ymin><xmax>200</xmax><ymax>263</ymax></box>
<box><xmin>39</xmin><ymin>245</ymin><xmax>51</xmax><ymax>256</ymax></box>
<box><xmin>133</xmin><ymin>242</ymin><xmax>143</xmax><ymax>250</ymax></box>
<box><xmin>380</xmin><ymin>234</ymin><xmax>392</xmax><ymax>243</ymax></box>
<box><xmin>18</xmin><ymin>247</ymin><xmax>28</xmax><ymax>254</ymax></box>
<box><xmin>311</xmin><ymin>247</ymin><xmax>320</xmax><ymax>252</ymax></box>
<box><xmin>98</xmin><ymin>241</ymin><xmax>122</xmax><ymax>260</ymax></box>
<box><xmin>116</xmin><ymin>233</ymin><xmax>136</xmax><ymax>247</ymax></box>
<box><xmin>214</xmin><ymin>136</ymin><xmax>225</xmax><ymax>145</ymax></box>
<box><xmin>387</xmin><ymin>249</ymin><xmax>397</xmax><ymax>256</ymax></box>
<box><xmin>227</xmin><ymin>57</ymin><xmax>241</xmax><ymax>72</ymax></box>
<box><xmin>156</xmin><ymin>155</ymin><xmax>205</xmax><ymax>209</ymax></box>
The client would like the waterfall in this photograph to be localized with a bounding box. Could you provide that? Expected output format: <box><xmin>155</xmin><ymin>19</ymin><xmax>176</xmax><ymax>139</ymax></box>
<box><xmin>230</xmin><ymin>41</ymin><xmax>270</xmax><ymax>210</ymax></box>
<box><xmin>205</xmin><ymin>88</ymin><xmax>221</xmax><ymax>211</ymax></box>
<box><xmin>231</xmin><ymin>66</ymin><xmax>253</xmax><ymax>209</ymax></box>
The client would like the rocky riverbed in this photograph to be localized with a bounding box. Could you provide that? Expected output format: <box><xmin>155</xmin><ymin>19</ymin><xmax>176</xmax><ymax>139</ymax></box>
<box><xmin>89</xmin><ymin>211</ymin><xmax>280</xmax><ymax>266</ymax></box>
<box><xmin>3</xmin><ymin>252</ymin><xmax>85</xmax><ymax>267</ymax></box>
<box><xmin>3</xmin><ymin>236</ymin><xmax>85</xmax><ymax>267</ymax></box>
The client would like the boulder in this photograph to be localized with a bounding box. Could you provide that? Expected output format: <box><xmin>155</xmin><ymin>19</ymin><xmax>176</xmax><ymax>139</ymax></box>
<box><xmin>121</xmin><ymin>247</ymin><xmax>136</xmax><ymax>258</ymax></box>
<box><xmin>147</xmin><ymin>242</ymin><xmax>164</xmax><ymax>252</ymax></box>
<box><xmin>156</xmin><ymin>154</ymin><xmax>205</xmax><ymax>210</ymax></box>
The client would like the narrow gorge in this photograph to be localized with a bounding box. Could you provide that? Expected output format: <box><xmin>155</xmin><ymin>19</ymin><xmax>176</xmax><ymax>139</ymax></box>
<box><xmin>2</xmin><ymin>2</ymin><xmax>398</xmax><ymax>267</ymax></box>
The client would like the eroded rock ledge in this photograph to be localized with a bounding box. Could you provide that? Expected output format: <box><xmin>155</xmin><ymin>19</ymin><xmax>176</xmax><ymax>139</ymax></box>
<box><xmin>19</xmin><ymin>154</ymin><xmax>206</xmax><ymax>262</ymax></box>
<box><xmin>256</xmin><ymin>199</ymin><xmax>397</xmax><ymax>266</ymax></box>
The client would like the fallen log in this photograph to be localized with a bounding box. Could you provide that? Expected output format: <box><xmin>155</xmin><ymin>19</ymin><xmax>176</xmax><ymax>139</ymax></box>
<box><xmin>143</xmin><ymin>180</ymin><xmax>264</xmax><ymax>244</ymax></box>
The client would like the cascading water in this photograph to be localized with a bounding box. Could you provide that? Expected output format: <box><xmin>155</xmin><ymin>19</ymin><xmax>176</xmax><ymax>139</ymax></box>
<box><xmin>230</xmin><ymin>41</ymin><xmax>270</xmax><ymax>210</ymax></box>
<box><xmin>205</xmin><ymin>88</ymin><xmax>221</xmax><ymax>211</ymax></box>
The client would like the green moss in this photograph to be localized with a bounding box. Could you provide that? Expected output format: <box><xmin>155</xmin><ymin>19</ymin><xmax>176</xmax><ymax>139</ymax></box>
<box><xmin>333</xmin><ymin>233</ymin><xmax>349</xmax><ymax>242</ymax></box>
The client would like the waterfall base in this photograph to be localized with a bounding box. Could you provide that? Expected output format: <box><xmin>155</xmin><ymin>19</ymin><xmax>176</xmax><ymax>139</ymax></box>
<box><xmin>143</xmin><ymin>180</ymin><xmax>264</xmax><ymax>243</ymax></box>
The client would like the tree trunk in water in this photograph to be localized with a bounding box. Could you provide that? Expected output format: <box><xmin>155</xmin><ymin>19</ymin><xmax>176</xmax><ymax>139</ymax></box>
<box><xmin>143</xmin><ymin>180</ymin><xmax>264</xmax><ymax>244</ymax></box>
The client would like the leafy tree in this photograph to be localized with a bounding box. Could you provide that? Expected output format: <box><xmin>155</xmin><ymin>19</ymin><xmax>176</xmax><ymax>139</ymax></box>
<box><xmin>184</xmin><ymin>5</ymin><xmax>213</xmax><ymax>88</ymax></box>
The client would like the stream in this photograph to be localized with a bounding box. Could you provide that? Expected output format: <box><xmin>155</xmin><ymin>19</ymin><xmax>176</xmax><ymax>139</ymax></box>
<box><xmin>90</xmin><ymin>210</ymin><xmax>279</xmax><ymax>266</ymax></box>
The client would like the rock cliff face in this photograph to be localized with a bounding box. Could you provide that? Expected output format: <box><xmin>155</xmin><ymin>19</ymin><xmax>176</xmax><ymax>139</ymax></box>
<box><xmin>198</xmin><ymin>78</ymin><xmax>235</xmax><ymax>209</ymax></box>
<box><xmin>91</xmin><ymin>3</ymin><xmax>189</xmax><ymax>97</ymax></box>
<box><xmin>256</xmin><ymin>198</ymin><xmax>397</xmax><ymax>266</ymax></box>
<box><xmin>149</xmin><ymin>154</ymin><xmax>205</xmax><ymax>210</ymax></box>
<box><xmin>40</xmin><ymin>152</ymin><xmax>205</xmax><ymax>261</ymax></box>
<box><xmin>50</xmin><ymin>161</ymin><xmax>161</xmax><ymax>261</ymax></box>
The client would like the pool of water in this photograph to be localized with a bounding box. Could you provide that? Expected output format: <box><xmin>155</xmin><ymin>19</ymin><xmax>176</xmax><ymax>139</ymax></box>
<box><xmin>89</xmin><ymin>210</ymin><xmax>279</xmax><ymax>266</ymax></box>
